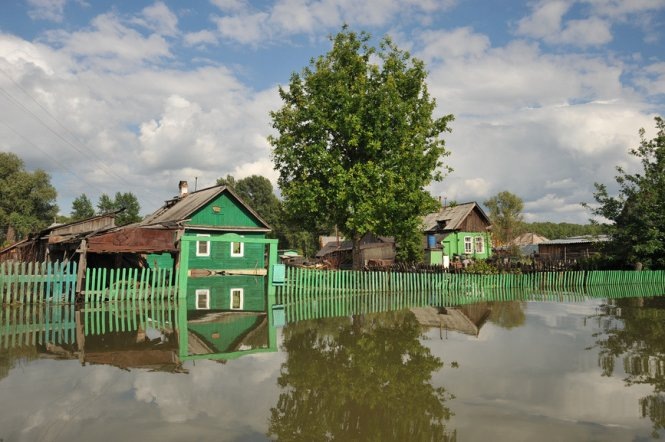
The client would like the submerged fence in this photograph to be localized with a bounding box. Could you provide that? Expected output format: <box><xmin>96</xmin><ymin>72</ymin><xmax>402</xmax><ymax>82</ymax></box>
<box><xmin>277</xmin><ymin>267</ymin><xmax>665</xmax><ymax>296</ymax></box>
<box><xmin>276</xmin><ymin>267</ymin><xmax>665</xmax><ymax>323</ymax></box>
<box><xmin>84</xmin><ymin>267</ymin><xmax>178</xmax><ymax>303</ymax></box>
<box><xmin>278</xmin><ymin>278</ymin><xmax>665</xmax><ymax>324</ymax></box>
<box><xmin>0</xmin><ymin>303</ymin><xmax>77</xmax><ymax>348</ymax></box>
<box><xmin>0</xmin><ymin>261</ymin><xmax>77</xmax><ymax>304</ymax></box>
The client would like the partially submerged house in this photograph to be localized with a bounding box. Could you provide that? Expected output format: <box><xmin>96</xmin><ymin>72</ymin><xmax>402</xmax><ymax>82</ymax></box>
<box><xmin>422</xmin><ymin>202</ymin><xmax>492</xmax><ymax>266</ymax></box>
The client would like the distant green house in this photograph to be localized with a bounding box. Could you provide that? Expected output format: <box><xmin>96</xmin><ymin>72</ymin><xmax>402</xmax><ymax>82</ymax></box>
<box><xmin>422</xmin><ymin>202</ymin><xmax>492</xmax><ymax>266</ymax></box>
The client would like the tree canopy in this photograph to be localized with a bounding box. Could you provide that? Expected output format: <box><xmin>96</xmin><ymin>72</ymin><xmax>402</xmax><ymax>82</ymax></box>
<box><xmin>71</xmin><ymin>194</ymin><xmax>95</xmax><ymax>220</ymax></box>
<box><xmin>270</xmin><ymin>27</ymin><xmax>453</xmax><ymax>268</ymax></box>
<box><xmin>96</xmin><ymin>192</ymin><xmax>141</xmax><ymax>226</ymax></box>
<box><xmin>0</xmin><ymin>152</ymin><xmax>58</xmax><ymax>245</ymax></box>
<box><xmin>587</xmin><ymin>117</ymin><xmax>665</xmax><ymax>269</ymax></box>
<box><xmin>484</xmin><ymin>191</ymin><xmax>524</xmax><ymax>246</ymax></box>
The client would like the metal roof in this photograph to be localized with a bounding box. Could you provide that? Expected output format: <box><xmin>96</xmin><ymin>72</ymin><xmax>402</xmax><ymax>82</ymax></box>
<box><xmin>141</xmin><ymin>185</ymin><xmax>270</xmax><ymax>231</ymax></box>
<box><xmin>540</xmin><ymin>235</ymin><xmax>610</xmax><ymax>245</ymax></box>
<box><xmin>422</xmin><ymin>202</ymin><xmax>490</xmax><ymax>232</ymax></box>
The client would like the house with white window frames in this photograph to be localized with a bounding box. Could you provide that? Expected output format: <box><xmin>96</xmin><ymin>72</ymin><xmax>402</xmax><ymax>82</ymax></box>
<box><xmin>422</xmin><ymin>201</ymin><xmax>492</xmax><ymax>266</ymax></box>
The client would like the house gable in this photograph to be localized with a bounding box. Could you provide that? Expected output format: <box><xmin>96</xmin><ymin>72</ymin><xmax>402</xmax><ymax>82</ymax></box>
<box><xmin>187</xmin><ymin>192</ymin><xmax>266</xmax><ymax>230</ymax></box>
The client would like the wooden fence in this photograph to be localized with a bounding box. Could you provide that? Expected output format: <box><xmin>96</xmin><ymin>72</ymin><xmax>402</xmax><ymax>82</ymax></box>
<box><xmin>277</xmin><ymin>277</ymin><xmax>665</xmax><ymax>324</ymax></box>
<box><xmin>0</xmin><ymin>261</ymin><xmax>77</xmax><ymax>304</ymax></box>
<box><xmin>84</xmin><ymin>267</ymin><xmax>178</xmax><ymax>303</ymax></box>
<box><xmin>275</xmin><ymin>267</ymin><xmax>665</xmax><ymax>323</ymax></box>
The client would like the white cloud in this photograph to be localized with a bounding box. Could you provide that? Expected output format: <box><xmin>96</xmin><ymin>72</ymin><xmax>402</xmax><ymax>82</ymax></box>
<box><xmin>44</xmin><ymin>13</ymin><xmax>172</xmax><ymax>71</ymax></box>
<box><xmin>27</xmin><ymin>0</ymin><xmax>68</xmax><ymax>22</ymax></box>
<box><xmin>516</xmin><ymin>1</ymin><xmax>612</xmax><ymax>46</ymax></box>
<box><xmin>133</xmin><ymin>2</ymin><xmax>179</xmax><ymax>37</ymax></box>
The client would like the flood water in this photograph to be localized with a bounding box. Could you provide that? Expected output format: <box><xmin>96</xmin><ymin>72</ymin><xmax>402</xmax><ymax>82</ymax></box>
<box><xmin>1</xmin><ymin>290</ymin><xmax>664</xmax><ymax>441</ymax></box>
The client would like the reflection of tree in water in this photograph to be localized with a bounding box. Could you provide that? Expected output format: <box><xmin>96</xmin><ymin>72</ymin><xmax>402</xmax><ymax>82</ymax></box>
<box><xmin>590</xmin><ymin>296</ymin><xmax>665</xmax><ymax>438</ymax></box>
<box><xmin>488</xmin><ymin>301</ymin><xmax>526</xmax><ymax>329</ymax></box>
<box><xmin>268</xmin><ymin>311</ymin><xmax>456</xmax><ymax>441</ymax></box>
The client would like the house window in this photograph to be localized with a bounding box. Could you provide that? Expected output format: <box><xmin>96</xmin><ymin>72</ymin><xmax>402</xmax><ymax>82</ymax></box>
<box><xmin>464</xmin><ymin>236</ymin><xmax>473</xmax><ymax>254</ymax></box>
<box><xmin>196</xmin><ymin>234</ymin><xmax>211</xmax><ymax>257</ymax></box>
<box><xmin>475</xmin><ymin>236</ymin><xmax>485</xmax><ymax>254</ymax></box>
<box><xmin>230</xmin><ymin>241</ymin><xmax>244</xmax><ymax>257</ymax></box>
<box><xmin>230</xmin><ymin>288</ymin><xmax>244</xmax><ymax>310</ymax></box>
<box><xmin>196</xmin><ymin>289</ymin><xmax>210</xmax><ymax>310</ymax></box>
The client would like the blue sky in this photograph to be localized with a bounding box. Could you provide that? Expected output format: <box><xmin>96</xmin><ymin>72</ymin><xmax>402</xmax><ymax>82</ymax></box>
<box><xmin>0</xmin><ymin>0</ymin><xmax>663</xmax><ymax>224</ymax></box>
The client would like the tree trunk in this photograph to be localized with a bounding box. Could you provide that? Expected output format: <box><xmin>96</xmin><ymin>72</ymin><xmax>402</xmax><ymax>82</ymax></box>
<box><xmin>352</xmin><ymin>234</ymin><xmax>363</xmax><ymax>270</ymax></box>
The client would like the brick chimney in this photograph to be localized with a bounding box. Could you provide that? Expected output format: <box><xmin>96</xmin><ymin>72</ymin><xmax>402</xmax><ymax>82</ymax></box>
<box><xmin>178</xmin><ymin>180</ymin><xmax>188</xmax><ymax>198</ymax></box>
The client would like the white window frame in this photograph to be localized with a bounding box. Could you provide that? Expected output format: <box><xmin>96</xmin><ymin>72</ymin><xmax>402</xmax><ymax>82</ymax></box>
<box><xmin>464</xmin><ymin>236</ymin><xmax>473</xmax><ymax>254</ymax></box>
<box><xmin>230</xmin><ymin>240</ymin><xmax>244</xmax><ymax>258</ymax></box>
<box><xmin>195</xmin><ymin>289</ymin><xmax>210</xmax><ymax>310</ymax></box>
<box><xmin>196</xmin><ymin>234</ymin><xmax>211</xmax><ymax>257</ymax></box>
<box><xmin>474</xmin><ymin>236</ymin><xmax>485</xmax><ymax>254</ymax></box>
<box><xmin>230</xmin><ymin>288</ymin><xmax>244</xmax><ymax>310</ymax></box>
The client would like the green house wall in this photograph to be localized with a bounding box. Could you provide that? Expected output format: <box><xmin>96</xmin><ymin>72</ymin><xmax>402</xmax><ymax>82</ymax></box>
<box><xmin>187</xmin><ymin>193</ymin><xmax>264</xmax><ymax>229</ymax></box>
<box><xmin>187</xmin><ymin>275</ymin><xmax>266</xmax><ymax>312</ymax></box>
<box><xmin>441</xmin><ymin>231</ymin><xmax>492</xmax><ymax>260</ymax></box>
<box><xmin>185</xmin><ymin>232</ymin><xmax>266</xmax><ymax>270</ymax></box>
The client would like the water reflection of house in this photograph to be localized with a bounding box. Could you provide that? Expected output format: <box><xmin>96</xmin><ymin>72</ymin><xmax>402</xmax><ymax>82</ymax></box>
<box><xmin>410</xmin><ymin>304</ymin><xmax>492</xmax><ymax>337</ymax></box>
<box><xmin>186</xmin><ymin>311</ymin><xmax>269</xmax><ymax>356</ymax></box>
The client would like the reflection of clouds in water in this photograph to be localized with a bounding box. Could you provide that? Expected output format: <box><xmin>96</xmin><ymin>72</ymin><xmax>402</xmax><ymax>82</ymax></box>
<box><xmin>0</xmin><ymin>350</ymin><xmax>285</xmax><ymax>440</ymax></box>
<box><xmin>423</xmin><ymin>300</ymin><xmax>655</xmax><ymax>440</ymax></box>
<box><xmin>131</xmin><ymin>352</ymin><xmax>285</xmax><ymax>425</ymax></box>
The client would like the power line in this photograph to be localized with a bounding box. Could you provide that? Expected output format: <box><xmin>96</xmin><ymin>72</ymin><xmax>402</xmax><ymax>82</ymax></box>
<box><xmin>0</xmin><ymin>67</ymin><xmax>165</xmax><ymax>208</ymax></box>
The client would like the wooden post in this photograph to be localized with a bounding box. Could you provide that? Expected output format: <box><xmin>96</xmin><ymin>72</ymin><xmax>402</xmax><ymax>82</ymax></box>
<box><xmin>76</xmin><ymin>239</ymin><xmax>87</xmax><ymax>295</ymax></box>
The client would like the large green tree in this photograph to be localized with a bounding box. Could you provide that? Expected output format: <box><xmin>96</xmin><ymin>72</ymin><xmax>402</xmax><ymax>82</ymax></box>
<box><xmin>587</xmin><ymin>117</ymin><xmax>665</xmax><ymax>269</ymax></box>
<box><xmin>270</xmin><ymin>27</ymin><xmax>453</xmax><ymax>268</ymax></box>
<box><xmin>484</xmin><ymin>191</ymin><xmax>524</xmax><ymax>246</ymax></box>
<box><xmin>0</xmin><ymin>152</ymin><xmax>58</xmax><ymax>245</ymax></box>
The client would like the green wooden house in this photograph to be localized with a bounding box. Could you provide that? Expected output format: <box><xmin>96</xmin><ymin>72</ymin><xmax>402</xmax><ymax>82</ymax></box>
<box><xmin>140</xmin><ymin>181</ymin><xmax>272</xmax><ymax>311</ymax></box>
<box><xmin>422</xmin><ymin>202</ymin><xmax>492</xmax><ymax>266</ymax></box>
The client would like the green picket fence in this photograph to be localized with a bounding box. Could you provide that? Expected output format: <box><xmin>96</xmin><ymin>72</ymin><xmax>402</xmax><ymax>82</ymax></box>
<box><xmin>0</xmin><ymin>303</ymin><xmax>77</xmax><ymax>348</ymax></box>
<box><xmin>0</xmin><ymin>261</ymin><xmax>77</xmax><ymax>304</ymax></box>
<box><xmin>84</xmin><ymin>266</ymin><xmax>179</xmax><ymax>303</ymax></box>
<box><xmin>275</xmin><ymin>267</ymin><xmax>665</xmax><ymax>324</ymax></box>
<box><xmin>277</xmin><ymin>267</ymin><xmax>665</xmax><ymax>298</ymax></box>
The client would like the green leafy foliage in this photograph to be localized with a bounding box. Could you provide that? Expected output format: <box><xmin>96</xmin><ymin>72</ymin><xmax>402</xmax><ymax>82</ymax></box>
<box><xmin>96</xmin><ymin>192</ymin><xmax>141</xmax><ymax>226</ymax></box>
<box><xmin>0</xmin><ymin>152</ymin><xmax>58</xmax><ymax>245</ymax></box>
<box><xmin>71</xmin><ymin>193</ymin><xmax>95</xmax><ymax>220</ymax></box>
<box><xmin>484</xmin><ymin>191</ymin><xmax>524</xmax><ymax>246</ymax></box>
<box><xmin>587</xmin><ymin>117</ymin><xmax>665</xmax><ymax>269</ymax></box>
<box><xmin>523</xmin><ymin>221</ymin><xmax>609</xmax><ymax>240</ymax></box>
<box><xmin>270</xmin><ymin>27</ymin><xmax>453</xmax><ymax>268</ymax></box>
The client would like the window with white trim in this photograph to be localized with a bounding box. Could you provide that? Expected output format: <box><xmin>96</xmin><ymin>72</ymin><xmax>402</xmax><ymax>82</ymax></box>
<box><xmin>196</xmin><ymin>234</ymin><xmax>211</xmax><ymax>257</ymax></box>
<box><xmin>464</xmin><ymin>236</ymin><xmax>473</xmax><ymax>254</ymax></box>
<box><xmin>230</xmin><ymin>241</ymin><xmax>244</xmax><ymax>257</ymax></box>
<box><xmin>196</xmin><ymin>289</ymin><xmax>210</xmax><ymax>310</ymax></box>
<box><xmin>230</xmin><ymin>288</ymin><xmax>244</xmax><ymax>310</ymax></box>
<box><xmin>475</xmin><ymin>236</ymin><xmax>485</xmax><ymax>254</ymax></box>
